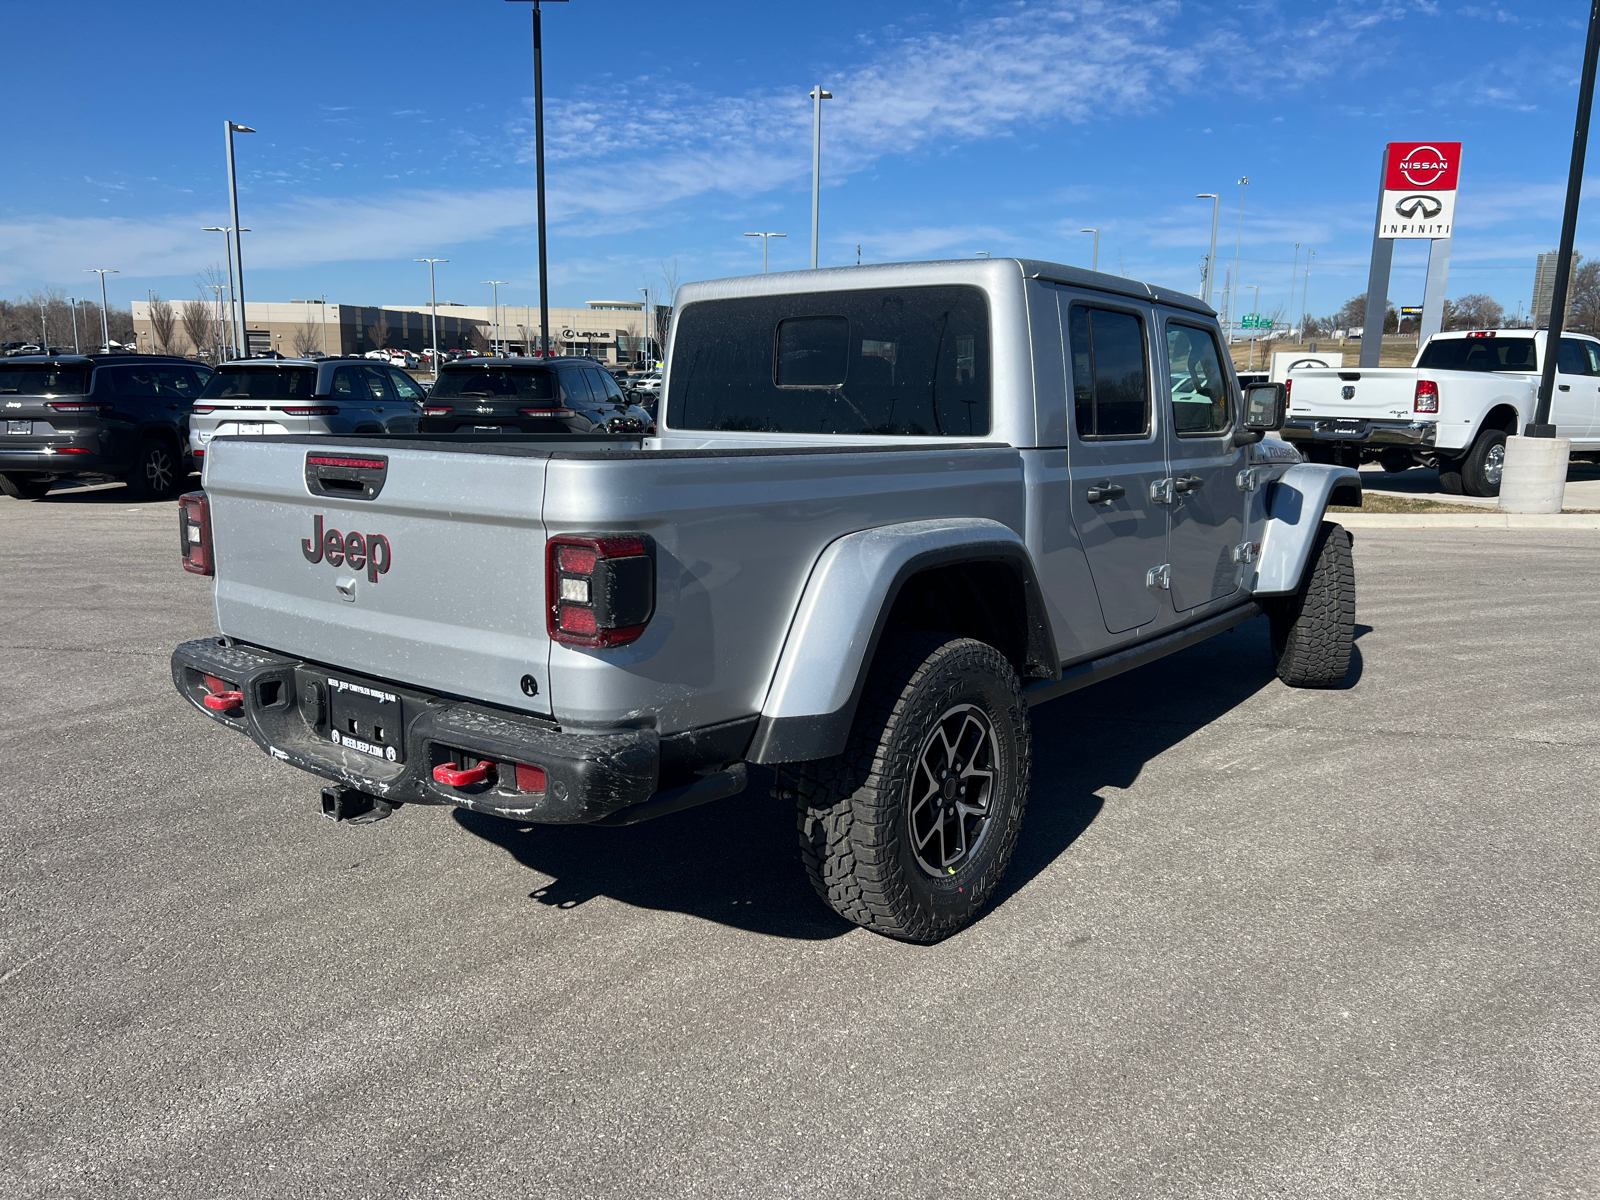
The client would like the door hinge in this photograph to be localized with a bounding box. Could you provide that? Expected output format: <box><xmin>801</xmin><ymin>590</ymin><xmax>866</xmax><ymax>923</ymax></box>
<box><xmin>1237</xmin><ymin>468</ymin><xmax>1261</xmax><ymax>492</ymax></box>
<box><xmin>1232</xmin><ymin>541</ymin><xmax>1261</xmax><ymax>565</ymax></box>
<box><xmin>1149</xmin><ymin>478</ymin><xmax>1174</xmax><ymax>505</ymax></box>
<box><xmin>1146</xmin><ymin>563</ymin><xmax>1171</xmax><ymax>590</ymax></box>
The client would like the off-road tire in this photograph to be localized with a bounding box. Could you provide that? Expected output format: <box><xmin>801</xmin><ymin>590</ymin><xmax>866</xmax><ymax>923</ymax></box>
<box><xmin>1460</xmin><ymin>428</ymin><xmax>1507</xmax><ymax>497</ymax></box>
<box><xmin>792</xmin><ymin>633</ymin><xmax>1031</xmax><ymax>943</ymax></box>
<box><xmin>124</xmin><ymin>438</ymin><xmax>180</xmax><ymax>502</ymax></box>
<box><xmin>1267</xmin><ymin>521</ymin><xmax>1355</xmax><ymax>688</ymax></box>
<box><xmin>0</xmin><ymin>473</ymin><xmax>51</xmax><ymax>501</ymax></box>
<box><xmin>1436</xmin><ymin>456</ymin><xmax>1465</xmax><ymax>495</ymax></box>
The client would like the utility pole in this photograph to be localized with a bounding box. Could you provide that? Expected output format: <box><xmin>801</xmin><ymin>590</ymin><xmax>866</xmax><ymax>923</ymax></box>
<box><xmin>743</xmin><ymin>231</ymin><xmax>786</xmax><ymax>273</ymax></box>
<box><xmin>85</xmin><ymin>269</ymin><xmax>117</xmax><ymax>352</ymax></box>
<box><xmin>224</xmin><ymin>121</ymin><xmax>256</xmax><ymax>357</ymax></box>
<box><xmin>1080</xmin><ymin>228</ymin><xmax>1099</xmax><ymax>272</ymax></box>
<box><xmin>415</xmin><ymin>259</ymin><xmax>448</xmax><ymax>378</ymax></box>
<box><xmin>1196</xmin><ymin>195</ymin><xmax>1220</xmax><ymax>305</ymax></box>
<box><xmin>809</xmin><ymin>85</ymin><xmax>832</xmax><ymax>268</ymax></box>
<box><xmin>507</xmin><ymin>0</ymin><xmax>567</xmax><ymax>358</ymax></box>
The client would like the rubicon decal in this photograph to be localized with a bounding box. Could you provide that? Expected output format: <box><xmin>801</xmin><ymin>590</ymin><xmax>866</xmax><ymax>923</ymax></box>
<box><xmin>301</xmin><ymin>514</ymin><xmax>392</xmax><ymax>582</ymax></box>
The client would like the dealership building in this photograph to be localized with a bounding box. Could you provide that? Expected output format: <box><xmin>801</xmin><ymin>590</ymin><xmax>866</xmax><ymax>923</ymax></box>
<box><xmin>130</xmin><ymin>298</ymin><xmax>666</xmax><ymax>364</ymax></box>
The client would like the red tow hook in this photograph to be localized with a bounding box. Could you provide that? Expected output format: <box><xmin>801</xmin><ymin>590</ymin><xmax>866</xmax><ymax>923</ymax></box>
<box><xmin>433</xmin><ymin>760</ymin><xmax>493</xmax><ymax>787</ymax></box>
<box><xmin>203</xmin><ymin>690</ymin><xmax>244</xmax><ymax>712</ymax></box>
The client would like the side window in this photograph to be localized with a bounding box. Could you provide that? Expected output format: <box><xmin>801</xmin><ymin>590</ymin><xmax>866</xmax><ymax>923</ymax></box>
<box><xmin>330</xmin><ymin>366</ymin><xmax>371</xmax><ymax>400</ymax></box>
<box><xmin>107</xmin><ymin>366</ymin><xmax>161</xmax><ymax>399</ymax></box>
<box><xmin>1165</xmin><ymin>323</ymin><xmax>1232</xmax><ymax>436</ymax></box>
<box><xmin>560</xmin><ymin>369</ymin><xmax>596</xmax><ymax>407</ymax></box>
<box><xmin>1558</xmin><ymin>338</ymin><xmax>1593</xmax><ymax>376</ymax></box>
<box><xmin>595</xmin><ymin>370</ymin><xmax>627</xmax><ymax>404</ymax></box>
<box><xmin>1068</xmin><ymin>306</ymin><xmax>1150</xmax><ymax>439</ymax></box>
<box><xmin>389</xmin><ymin>369</ymin><xmax>425</xmax><ymax>401</ymax></box>
<box><xmin>362</xmin><ymin>365</ymin><xmax>396</xmax><ymax>401</ymax></box>
<box><xmin>1586</xmin><ymin>343</ymin><xmax>1600</xmax><ymax>375</ymax></box>
<box><xmin>155</xmin><ymin>367</ymin><xmax>199</xmax><ymax>400</ymax></box>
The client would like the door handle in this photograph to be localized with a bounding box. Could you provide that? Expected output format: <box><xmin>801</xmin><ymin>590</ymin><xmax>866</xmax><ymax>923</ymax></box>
<box><xmin>1559</xmin><ymin>384</ymin><xmax>1571</xmax><ymax>392</ymax></box>
<box><xmin>1085</xmin><ymin>483</ymin><xmax>1126</xmax><ymax>504</ymax></box>
<box><xmin>1173</xmin><ymin>474</ymin><xmax>1206</xmax><ymax>493</ymax></box>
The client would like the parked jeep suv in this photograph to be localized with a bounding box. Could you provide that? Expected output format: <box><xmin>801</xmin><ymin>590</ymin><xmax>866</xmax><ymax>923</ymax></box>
<box><xmin>0</xmin><ymin>354</ymin><xmax>211</xmax><ymax>501</ymax></box>
<box><xmin>189</xmin><ymin>358</ymin><xmax>425</xmax><ymax>464</ymax></box>
<box><xmin>419</xmin><ymin>356</ymin><xmax>655</xmax><ymax>435</ymax></box>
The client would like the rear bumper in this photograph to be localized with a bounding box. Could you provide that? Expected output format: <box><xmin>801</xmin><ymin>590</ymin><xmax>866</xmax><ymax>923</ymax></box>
<box><xmin>171</xmin><ymin>637</ymin><xmax>661</xmax><ymax>823</ymax></box>
<box><xmin>0</xmin><ymin>446</ymin><xmax>134</xmax><ymax>477</ymax></box>
<box><xmin>1281</xmin><ymin>417</ymin><xmax>1436</xmax><ymax>447</ymax></box>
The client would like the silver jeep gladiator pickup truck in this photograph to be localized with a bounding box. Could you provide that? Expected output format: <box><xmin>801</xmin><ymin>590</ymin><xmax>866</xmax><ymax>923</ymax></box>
<box><xmin>172</xmin><ymin>258</ymin><xmax>1360</xmax><ymax>941</ymax></box>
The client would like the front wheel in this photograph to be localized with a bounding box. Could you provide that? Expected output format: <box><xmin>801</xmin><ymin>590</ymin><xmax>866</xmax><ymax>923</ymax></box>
<box><xmin>793</xmin><ymin>634</ymin><xmax>1031</xmax><ymax>942</ymax></box>
<box><xmin>1266</xmin><ymin>521</ymin><xmax>1355</xmax><ymax>688</ymax></box>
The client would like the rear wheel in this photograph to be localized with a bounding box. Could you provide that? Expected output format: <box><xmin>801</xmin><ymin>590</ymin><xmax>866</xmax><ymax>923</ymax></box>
<box><xmin>123</xmin><ymin>439</ymin><xmax>180</xmax><ymax>502</ymax></box>
<box><xmin>0</xmin><ymin>473</ymin><xmax>51</xmax><ymax>501</ymax></box>
<box><xmin>1460</xmin><ymin>428</ymin><xmax>1508</xmax><ymax>497</ymax></box>
<box><xmin>1377</xmin><ymin>449</ymin><xmax>1412</xmax><ymax>475</ymax></box>
<box><xmin>1266</xmin><ymin>521</ymin><xmax>1355</xmax><ymax>688</ymax></box>
<box><xmin>1437</xmin><ymin>455</ymin><xmax>1465</xmax><ymax>495</ymax></box>
<box><xmin>792</xmin><ymin>633</ymin><xmax>1031</xmax><ymax>942</ymax></box>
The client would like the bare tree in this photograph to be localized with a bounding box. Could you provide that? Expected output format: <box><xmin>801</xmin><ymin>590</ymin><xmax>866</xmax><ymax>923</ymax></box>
<box><xmin>1442</xmin><ymin>293</ymin><xmax>1507</xmax><ymax>332</ymax></box>
<box><xmin>652</xmin><ymin>258</ymin><xmax>681</xmax><ymax>363</ymax></box>
<box><xmin>148</xmin><ymin>294</ymin><xmax>177</xmax><ymax>353</ymax></box>
<box><xmin>1565</xmin><ymin>260</ymin><xmax>1600</xmax><ymax>333</ymax></box>
<box><xmin>365</xmin><ymin>310</ymin><xmax>391</xmax><ymax>351</ymax></box>
<box><xmin>181</xmin><ymin>300</ymin><xmax>216</xmax><ymax>362</ymax></box>
<box><xmin>291</xmin><ymin>313</ymin><xmax>321</xmax><ymax>357</ymax></box>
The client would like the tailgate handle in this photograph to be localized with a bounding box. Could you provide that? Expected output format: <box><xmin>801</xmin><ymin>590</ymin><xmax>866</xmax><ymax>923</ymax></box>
<box><xmin>433</xmin><ymin>760</ymin><xmax>493</xmax><ymax>787</ymax></box>
<box><xmin>305</xmin><ymin>452</ymin><xmax>388</xmax><ymax>501</ymax></box>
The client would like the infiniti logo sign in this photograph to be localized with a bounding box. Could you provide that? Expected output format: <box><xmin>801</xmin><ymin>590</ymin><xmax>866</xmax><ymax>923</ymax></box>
<box><xmin>1394</xmin><ymin>194</ymin><xmax>1443</xmax><ymax>220</ymax></box>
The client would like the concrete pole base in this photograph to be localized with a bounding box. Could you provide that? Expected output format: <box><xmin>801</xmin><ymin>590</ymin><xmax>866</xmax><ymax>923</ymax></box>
<box><xmin>1497</xmin><ymin>435</ymin><xmax>1571</xmax><ymax>514</ymax></box>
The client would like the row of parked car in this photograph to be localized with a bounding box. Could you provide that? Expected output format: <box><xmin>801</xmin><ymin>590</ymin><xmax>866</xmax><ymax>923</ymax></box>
<box><xmin>0</xmin><ymin>351</ymin><xmax>658</xmax><ymax>501</ymax></box>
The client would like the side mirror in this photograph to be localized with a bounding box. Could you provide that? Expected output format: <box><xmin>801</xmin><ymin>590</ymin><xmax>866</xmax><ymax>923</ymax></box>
<box><xmin>1242</xmin><ymin>381</ymin><xmax>1287</xmax><ymax>432</ymax></box>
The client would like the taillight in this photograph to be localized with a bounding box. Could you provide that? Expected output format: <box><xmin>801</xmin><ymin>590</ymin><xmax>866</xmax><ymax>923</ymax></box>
<box><xmin>1284</xmin><ymin>378</ymin><xmax>1292</xmax><ymax>409</ymax></box>
<box><xmin>46</xmin><ymin>402</ymin><xmax>112</xmax><ymax>413</ymax></box>
<box><xmin>546</xmin><ymin>534</ymin><xmax>655</xmax><ymax>647</ymax></box>
<box><xmin>421</xmin><ymin>406</ymin><xmax>452</xmax><ymax>416</ymax></box>
<box><xmin>178</xmin><ymin>490</ymin><xmax>213</xmax><ymax>575</ymax></box>
<box><xmin>191</xmin><ymin>405</ymin><xmax>216</xmax><ymax>414</ymax></box>
<box><xmin>518</xmin><ymin>406</ymin><xmax>578</xmax><ymax>417</ymax></box>
<box><xmin>1414</xmin><ymin>379</ymin><xmax>1439</xmax><ymax>413</ymax></box>
<box><xmin>281</xmin><ymin>405</ymin><xmax>339</xmax><ymax>416</ymax></box>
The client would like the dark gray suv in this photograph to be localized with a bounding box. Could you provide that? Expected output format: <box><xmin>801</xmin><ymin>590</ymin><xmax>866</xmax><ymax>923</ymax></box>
<box><xmin>0</xmin><ymin>355</ymin><xmax>212</xmax><ymax>501</ymax></box>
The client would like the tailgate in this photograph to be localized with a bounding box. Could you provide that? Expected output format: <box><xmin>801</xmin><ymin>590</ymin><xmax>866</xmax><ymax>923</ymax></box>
<box><xmin>1289</xmin><ymin>368</ymin><xmax>1420</xmax><ymax>423</ymax></box>
<box><xmin>205</xmin><ymin>437</ymin><xmax>552</xmax><ymax>716</ymax></box>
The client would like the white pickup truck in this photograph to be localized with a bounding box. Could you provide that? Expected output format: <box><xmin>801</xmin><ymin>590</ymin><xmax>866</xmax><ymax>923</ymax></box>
<box><xmin>1280</xmin><ymin>329</ymin><xmax>1600</xmax><ymax>496</ymax></box>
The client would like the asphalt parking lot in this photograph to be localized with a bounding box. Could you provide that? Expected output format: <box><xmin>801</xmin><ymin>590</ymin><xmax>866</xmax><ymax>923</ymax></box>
<box><xmin>2</xmin><ymin>484</ymin><xmax>1597</xmax><ymax>1199</ymax></box>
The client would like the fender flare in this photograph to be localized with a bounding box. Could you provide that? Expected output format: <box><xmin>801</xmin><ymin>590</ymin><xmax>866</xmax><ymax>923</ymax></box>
<box><xmin>747</xmin><ymin>518</ymin><xmax>1057</xmax><ymax>765</ymax></box>
<box><xmin>1252</xmin><ymin>463</ymin><xmax>1361</xmax><ymax>596</ymax></box>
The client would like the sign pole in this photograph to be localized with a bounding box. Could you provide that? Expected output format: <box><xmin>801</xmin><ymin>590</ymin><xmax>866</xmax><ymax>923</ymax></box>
<box><xmin>1359</xmin><ymin>146</ymin><xmax>1393</xmax><ymax>367</ymax></box>
<box><xmin>1530</xmin><ymin>0</ymin><xmax>1600</xmax><ymax>436</ymax></box>
<box><xmin>1418</xmin><ymin>236</ymin><xmax>1453</xmax><ymax>344</ymax></box>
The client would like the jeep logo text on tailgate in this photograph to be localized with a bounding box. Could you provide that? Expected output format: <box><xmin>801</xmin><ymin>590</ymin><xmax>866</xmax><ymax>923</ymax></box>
<box><xmin>301</xmin><ymin>514</ymin><xmax>391</xmax><ymax>582</ymax></box>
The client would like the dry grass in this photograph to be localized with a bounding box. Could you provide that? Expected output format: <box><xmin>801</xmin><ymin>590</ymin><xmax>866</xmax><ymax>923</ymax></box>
<box><xmin>1229</xmin><ymin>339</ymin><xmax>1419</xmax><ymax>371</ymax></box>
<box><xmin>1331</xmin><ymin>495</ymin><xmax>1600</xmax><ymax>515</ymax></box>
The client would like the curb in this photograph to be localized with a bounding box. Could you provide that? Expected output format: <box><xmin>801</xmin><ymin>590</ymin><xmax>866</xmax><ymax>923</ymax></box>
<box><xmin>1334</xmin><ymin>512</ymin><xmax>1600</xmax><ymax>530</ymax></box>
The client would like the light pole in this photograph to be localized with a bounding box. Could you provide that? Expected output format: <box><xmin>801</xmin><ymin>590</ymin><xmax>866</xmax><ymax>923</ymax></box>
<box><xmin>1080</xmin><ymin>228</ymin><xmax>1099</xmax><ymax>272</ymax></box>
<box><xmin>744</xmin><ymin>231</ymin><xmax>786</xmax><ymax>273</ymax></box>
<box><xmin>415</xmin><ymin>259</ymin><xmax>447</xmax><ymax>378</ymax></box>
<box><xmin>1287</xmin><ymin>242</ymin><xmax>1300</xmax><ymax>339</ymax></box>
<box><xmin>1196</xmin><ymin>194</ymin><xmax>1219</xmax><ymax>306</ymax></box>
<box><xmin>39</xmin><ymin>301</ymin><xmax>48</xmax><ymax>352</ymax></box>
<box><xmin>223</xmin><ymin>122</ymin><xmax>255</xmax><ymax>357</ymax></box>
<box><xmin>1302</xmin><ymin>250</ymin><xmax>1315</xmax><ymax>340</ymax></box>
<box><xmin>1247</xmin><ymin>284</ymin><xmax>1262</xmax><ymax>369</ymax></box>
<box><xmin>202</xmin><ymin>226</ymin><xmax>247</xmax><ymax>356</ymax></box>
<box><xmin>320</xmin><ymin>293</ymin><xmax>328</xmax><ymax>355</ymax></box>
<box><xmin>68</xmin><ymin>298</ymin><xmax>79</xmax><ymax>353</ymax></box>
<box><xmin>208</xmin><ymin>284</ymin><xmax>226</xmax><ymax>361</ymax></box>
<box><xmin>483</xmin><ymin>281</ymin><xmax>508</xmax><ymax>353</ymax></box>
<box><xmin>85</xmin><ymin>269</ymin><xmax>117</xmax><ymax>352</ymax></box>
<box><xmin>638</xmin><ymin>287</ymin><xmax>649</xmax><ymax>364</ymax></box>
<box><xmin>507</xmin><ymin>1</ymin><xmax>568</xmax><ymax>360</ymax></box>
<box><xmin>1230</xmin><ymin>176</ymin><xmax>1249</xmax><ymax>343</ymax></box>
<box><xmin>809</xmin><ymin>86</ymin><xmax>832</xmax><ymax>268</ymax></box>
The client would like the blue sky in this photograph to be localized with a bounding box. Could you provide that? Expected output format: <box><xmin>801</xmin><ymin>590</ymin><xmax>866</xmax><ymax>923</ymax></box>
<box><xmin>0</xmin><ymin>0</ymin><xmax>1591</xmax><ymax>323</ymax></box>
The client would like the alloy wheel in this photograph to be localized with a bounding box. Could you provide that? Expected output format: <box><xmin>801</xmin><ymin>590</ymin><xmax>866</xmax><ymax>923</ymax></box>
<box><xmin>144</xmin><ymin>446</ymin><xmax>174</xmax><ymax>494</ymax></box>
<box><xmin>907</xmin><ymin>703</ymin><xmax>998</xmax><ymax>876</ymax></box>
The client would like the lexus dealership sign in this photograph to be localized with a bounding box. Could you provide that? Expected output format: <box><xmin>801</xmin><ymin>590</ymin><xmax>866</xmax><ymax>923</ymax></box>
<box><xmin>1378</xmin><ymin>141</ymin><xmax>1461</xmax><ymax>239</ymax></box>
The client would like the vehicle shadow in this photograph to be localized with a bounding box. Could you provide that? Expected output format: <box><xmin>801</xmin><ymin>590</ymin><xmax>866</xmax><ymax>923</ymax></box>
<box><xmin>454</xmin><ymin>615</ymin><xmax>1363</xmax><ymax>940</ymax></box>
<box><xmin>24</xmin><ymin>478</ymin><xmax>200</xmax><ymax>504</ymax></box>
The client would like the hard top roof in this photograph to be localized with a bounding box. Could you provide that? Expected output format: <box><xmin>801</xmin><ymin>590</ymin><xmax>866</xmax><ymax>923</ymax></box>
<box><xmin>674</xmin><ymin>257</ymin><xmax>1215</xmax><ymax>318</ymax></box>
<box><xmin>2</xmin><ymin>353</ymin><xmax>198</xmax><ymax>366</ymax></box>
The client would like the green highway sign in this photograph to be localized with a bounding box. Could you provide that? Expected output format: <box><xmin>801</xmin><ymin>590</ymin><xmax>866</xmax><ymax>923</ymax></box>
<box><xmin>1240</xmin><ymin>313</ymin><xmax>1271</xmax><ymax>329</ymax></box>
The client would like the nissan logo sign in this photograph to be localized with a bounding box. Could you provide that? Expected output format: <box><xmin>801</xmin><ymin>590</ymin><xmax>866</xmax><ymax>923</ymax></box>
<box><xmin>1397</xmin><ymin>146</ymin><xmax>1450</xmax><ymax>187</ymax></box>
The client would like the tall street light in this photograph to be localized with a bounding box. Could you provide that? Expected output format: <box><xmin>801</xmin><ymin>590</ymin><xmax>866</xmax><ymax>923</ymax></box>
<box><xmin>744</xmin><ymin>231</ymin><xmax>786</xmax><ymax>273</ymax></box>
<box><xmin>85</xmin><ymin>269</ymin><xmax>117</xmax><ymax>352</ymax></box>
<box><xmin>638</xmin><ymin>287</ymin><xmax>650</xmax><ymax>364</ymax></box>
<box><xmin>1080</xmin><ymin>229</ymin><xmax>1099</xmax><ymax>272</ymax></box>
<box><xmin>1230</xmin><ymin>176</ymin><xmax>1249</xmax><ymax>343</ymax></box>
<box><xmin>483</xmin><ymin>280</ymin><xmax>509</xmax><ymax>353</ymax></box>
<box><xmin>320</xmin><ymin>293</ymin><xmax>328</xmax><ymax>356</ymax></box>
<box><xmin>507</xmin><ymin>0</ymin><xmax>568</xmax><ymax>359</ymax></box>
<box><xmin>202</xmin><ymin>225</ymin><xmax>248</xmax><ymax>358</ymax></box>
<box><xmin>68</xmin><ymin>297</ymin><xmax>79</xmax><ymax>353</ymax></box>
<box><xmin>415</xmin><ymin>259</ymin><xmax>448</xmax><ymax>378</ymax></box>
<box><xmin>809</xmin><ymin>86</ymin><xmax>832</xmax><ymax>268</ymax></box>
<box><xmin>223</xmin><ymin>122</ymin><xmax>255</xmax><ymax>358</ymax></box>
<box><xmin>1196</xmin><ymin>194</ymin><xmax>1220</xmax><ymax>306</ymax></box>
<box><xmin>1287</xmin><ymin>242</ymin><xmax>1301</xmax><ymax>337</ymax></box>
<box><xmin>1301</xmin><ymin>250</ymin><xmax>1316</xmax><ymax>338</ymax></box>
